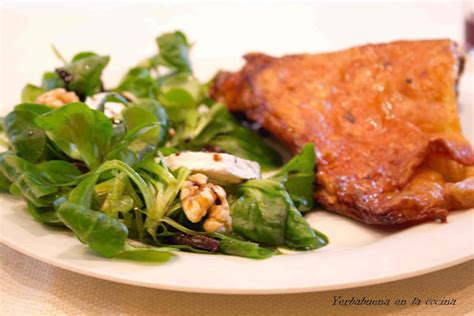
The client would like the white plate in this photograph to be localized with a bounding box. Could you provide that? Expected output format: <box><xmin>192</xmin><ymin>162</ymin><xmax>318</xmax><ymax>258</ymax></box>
<box><xmin>1</xmin><ymin>2</ymin><xmax>473</xmax><ymax>294</ymax></box>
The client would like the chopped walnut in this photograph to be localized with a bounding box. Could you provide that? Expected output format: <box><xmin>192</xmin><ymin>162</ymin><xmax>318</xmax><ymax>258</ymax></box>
<box><xmin>180</xmin><ymin>173</ymin><xmax>232</xmax><ymax>233</ymax></box>
<box><xmin>35</xmin><ymin>88</ymin><xmax>79</xmax><ymax>108</ymax></box>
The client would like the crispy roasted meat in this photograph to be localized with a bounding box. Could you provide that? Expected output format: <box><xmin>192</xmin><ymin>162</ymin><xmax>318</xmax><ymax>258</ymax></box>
<box><xmin>210</xmin><ymin>40</ymin><xmax>474</xmax><ymax>225</ymax></box>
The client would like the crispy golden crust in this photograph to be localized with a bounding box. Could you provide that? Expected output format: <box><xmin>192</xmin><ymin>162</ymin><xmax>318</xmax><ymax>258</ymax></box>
<box><xmin>210</xmin><ymin>40</ymin><xmax>474</xmax><ymax>225</ymax></box>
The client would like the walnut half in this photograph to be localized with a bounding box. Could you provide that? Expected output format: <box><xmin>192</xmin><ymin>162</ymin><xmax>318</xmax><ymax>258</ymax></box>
<box><xmin>35</xmin><ymin>88</ymin><xmax>79</xmax><ymax>108</ymax></box>
<box><xmin>180</xmin><ymin>173</ymin><xmax>232</xmax><ymax>233</ymax></box>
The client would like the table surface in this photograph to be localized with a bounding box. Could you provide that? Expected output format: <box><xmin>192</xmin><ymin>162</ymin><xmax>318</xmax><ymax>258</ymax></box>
<box><xmin>1</xmin><ymin>244</ymin><xmax>472</xmax><ymax>315</ymax></box>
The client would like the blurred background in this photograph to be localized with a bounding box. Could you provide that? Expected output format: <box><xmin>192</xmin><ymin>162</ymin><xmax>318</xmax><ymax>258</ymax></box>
<box><xmin>0</xmin><ymin>0</ymin><xmax>471</xmax><ymax>113</ymax></box>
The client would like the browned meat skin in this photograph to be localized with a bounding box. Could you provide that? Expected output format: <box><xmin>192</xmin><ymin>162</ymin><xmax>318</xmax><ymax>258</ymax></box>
<box><xmin>210</xmin><ymin>40</ymin><xmax>474</xmax><ymax>225</ymax></box>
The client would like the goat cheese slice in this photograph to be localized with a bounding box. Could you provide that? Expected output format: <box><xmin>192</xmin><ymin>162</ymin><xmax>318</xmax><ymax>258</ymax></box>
<box><xmin>161</xmin><ymin>152</ymin><xmax>261</xmax><ymax>184</ymax></box>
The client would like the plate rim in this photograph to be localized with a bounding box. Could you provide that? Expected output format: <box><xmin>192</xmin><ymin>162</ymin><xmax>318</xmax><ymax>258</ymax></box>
<box><xmin>1</xmin><ymin>223</ymin><xmax>473</xmax><ymax>295</ymax></box>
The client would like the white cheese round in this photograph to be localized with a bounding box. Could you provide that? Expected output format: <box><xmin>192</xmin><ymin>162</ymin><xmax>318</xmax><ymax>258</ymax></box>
<box><xmin>160</xmin><ymin>152</ymin><xmax>261</xmax><ymax>184</ymax></box>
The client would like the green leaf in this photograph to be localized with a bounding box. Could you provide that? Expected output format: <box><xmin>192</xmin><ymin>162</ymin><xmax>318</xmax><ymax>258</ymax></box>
<box><xmin>35</xmin><ymin>102</ymin><xmax>113</xmax><ymax>169</ymax></box>
<box><xmin>9</xmin><ymin>183</ymin><xmax>22</xmax><ymax>196</ymax></box>
<box><xmin>27</xmin><ymin>201</ymin><xmax>64</xmax><ymax>226</ymax></box>
<box><xmin>62</xmin><ymin>160</ymin><xmax>157</xmax><ymax>251</ymax></box>
<box><xmin>85</xmin><ymin>92</ymin><xmax>130</xmax><ymax>146</ymax></box>
<box><xmin>1</xmin><ymin>118</ymin><xmax>11</xmax><ymax>152</ymax></box>
<box><xmin>69</xmin><ymin>160</ymin><xmax>156</xmax><ymax>220</ymax></box>
<box><xmin>122</xmin><ymin>106</ymin><xmax>156</xmax><ymax>130</ymax></box>
<box><xmin>57</xmin><ymin>201</ymin><xmax>128</xmax><ymax>257</ymax></box>
<box><xmin>5</xmin><ymin>110</ymin><xmax>47</xmax><ymax>162</ymax></box>
<box><xmin>108</xmin><ymin>107</ymin><xmax>166</xmax><ymax>166</ymax></box>
<box><xmin>97</xmin><ymin>172</ymin><xmax>134</xmax><ymax>215</ymax></box>
<box><xmin>160</xmin><ymin>88</ymin><xmax>196</xmax><ymax>109</ymax></box>
<box><xmin>36</xmin><ymin>160</ymin><xmax>82</xmax><ymax>185</ymax></box>
<box><xmin>137</xmin><ymin>157</ymin><xmax>176</xmax><ymax>185</ymax></box>
<box><xmin>14</xmin><ymin>103</ymin><xmax>52</xmax><ymax>116</ymax></box>
<box><xmin>115</xmin><ymin>244</ymin><xmax>175</xmax><ymax>263</ymax></box>
<box><xmin>142</xmin><ymin>167</ymin><xmax>191</xmax><ymax>237</ymax></box>
<box><xmin>271</xmin><ymin>144</ymin><xmax>316</xmax><ymax>212</ymax></box>
<box><xmin>159</xmin><ymin>73</ymin><xmax>203</xmax><ymax>105</ymax></box>
<box><xmin>214</xmin><ymin>233</ymin><xmax>276</xmax><ymax>259</ymax></box>
<box><xmin>231</xmin><ymin>179</ymin><xmax>288</xmax><ymax>245</ymax></box>
<box><xmin>231</xmin><ymin>177</ymin><xmax>327</xmax><ymax>250</ymax></box>
<box><xmin>71</xmin><ymin>51</ymin><xmax>98</xmax><ymax>62</ymax></box>
<box><xmin>58</xmin><ymin>55</ymin><xmax>109</xmax><ymax>98</ymax></box>
<box><xmin>171</xmin><ymin>102</ymin><xmax>282</xmax><ymax>170</ymax></box>
<box><xmin>0</xmin><ymin>171</ymin><xmax>11</xmax><ymax>192</ymax></box>
<box><xmin>41</xmin><ymin>72</ymin><xmax>65</xmax><ymax>91</ymax></box>
<box><xmin>129</xmin><ymin>98</ymin><xmax>168</xmax><ymax>139</ymax></box>
<box><xmin>21</xmin><ymin>85</ymin><xmax>45</xmax><ymax>103</ymax></box>
<box><xmin>0</xmin><ymin>152</ymin><xmax>57</xmax><ymax>206</ymax></box>
<box><xmin>156</xmin><ymin>31</ymin><xmax>192</xmax><ymax>73</ymax></box>
<box><xmin>158</xmin><ymin>74</ymin><xmax>203</xmax><ymax>128</ymax></box>
<box><xmin>68</xmin><ymin>173</ymin><xmax>101</xmax><ymax>208</ymax></box>
<box><xmin>183</xmin><ymin>102</ymin><xmax>234</xmax><ymax>145</ymax></box>
<box><xmin>210</xmin><ymin>127</ymin><xmax>282</xmax><ymax>171</ymax></box>
<box><xmin>157</xmin><ymin>146</ymin><xmax>179</xmax><ymax>156</ymax></box>
<box><xmin>94</xmin><ymin>92</ymin><xmax>129</xmax><ymax>113</ymax></box>
<box><xmin>115</xmin><ymin>67</ymin><xmax>159</xmax><ymax>99</ymax></box>
<box><xmin>284</xmin><ymin>205</ymin><xmax>328</xmax><ymax>250</ymax></box>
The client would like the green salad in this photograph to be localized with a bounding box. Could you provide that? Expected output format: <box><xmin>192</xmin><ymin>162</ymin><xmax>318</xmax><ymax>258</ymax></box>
<box><xmin>0</xmin><ymin>31</ymin><xmax>327</xmax><ymax>263</ymax></box>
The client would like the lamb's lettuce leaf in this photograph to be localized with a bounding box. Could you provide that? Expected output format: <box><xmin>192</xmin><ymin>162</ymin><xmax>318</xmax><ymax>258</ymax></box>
<box><xmin>115</xmin><ymin>67</ymin><xmax>159</xmax><ymax>99</ymax></box>
<box><xmin>231</xmin><ymin>145</ymin><xmax>326</xmax><ymax>250</ymax></box>
<box><xmin>271</xmin><ymin>143</ymin><xmax>316</xmax><ymax>212</ymax></box>
<box><xmin>0</xmin><ymin>152</ymin><xmax>58</xmax><ymax>206</ymax></box>
<box><xmin>5</xmin><ymin>109</ymin><xmax>47</xmax><ymax>162</ymax></box>
<box><xmin>42</xmin><ymin>72</ymin><xmax>65</xmax><ymax>91</ymax></box>
<box><xmin>115</xmin><ymin>244</ymin><xmax>175</xmax><ymax>263</ymax></box>
<box><xmin>155</xmin><ymin>31</ymin><xmax>192</xmax><ymax>73</ymax></box>
<box><xmin>214</xmin><ymin>233</ymin><xmax>276</xmax><ymax>259</ymax></box>
<box><xmin>27</xmin><ymin>201</ymin><xmax>64</xmax><ymax>226</ymax></box>
<box><xmin>108</xmin><ymin>106</ymin><xmax>167</xmax><ymax>166</ymax></box>
<box><xmin>35</xmin><ymin>102</ymin><xmax>113</xmax><ymax>169</ymax></box>
<box><xmin>21</xmin><ymin>85</ymin><xmax>45</xmax><ymax>103</ymax></box>
<box><xmin>170</xmin><ymin>102</ymin><xmax>282</xmax><ymax>170</ymax></box>
<box><xmin>58</xmin><ymin>201</ymin><xmax>128</xmax><ymax>257</ymax></box>
<box><xmin>57</xmin><ymin>54</ymin><xmax>109</xmax><ymax>98</ymax></box>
